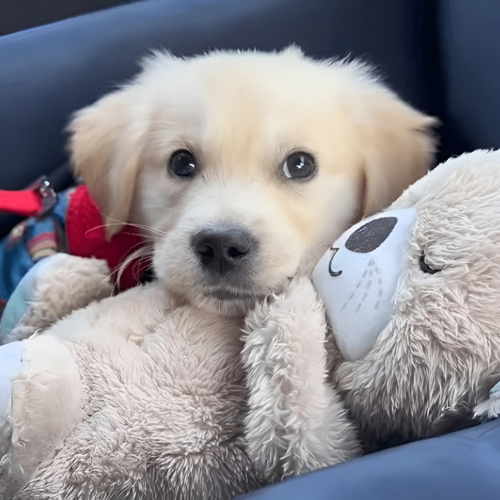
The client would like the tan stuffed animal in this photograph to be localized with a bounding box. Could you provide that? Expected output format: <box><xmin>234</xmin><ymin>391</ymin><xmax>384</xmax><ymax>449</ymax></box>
<box><xmin>309</xmin><ymin>149</ymin><xmax>500</xmax><ymax>449</ymax></box>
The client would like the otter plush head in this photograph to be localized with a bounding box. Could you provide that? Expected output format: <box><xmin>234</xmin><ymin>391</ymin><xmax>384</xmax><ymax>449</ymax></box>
<box><xmin>313</xmin><ymin>150</ymin><xmax>500</xmax><ymax>450</ymax></box>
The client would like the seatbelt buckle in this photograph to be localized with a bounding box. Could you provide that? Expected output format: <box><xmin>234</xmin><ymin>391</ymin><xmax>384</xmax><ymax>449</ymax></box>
<box><xmin>28</xmin><ymin>176</ymin><xmax>58</xmax><ymax>216</ymax></box>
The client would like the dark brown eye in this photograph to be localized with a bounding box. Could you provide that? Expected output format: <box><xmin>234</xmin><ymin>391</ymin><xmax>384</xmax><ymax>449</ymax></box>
<box><xmin>169</xmin><ymin>150</ymin><xmax>197</xmax><ymax>178</ymax></box>
<box><xmin>282</xmin><ymin>151</ymin><xmax>316</xmax><ymax>180</ymax></box>
<box><xmin>419</xmin><ymin>254</ymin><xmax>440</xmax><ymax>274</ymax></box>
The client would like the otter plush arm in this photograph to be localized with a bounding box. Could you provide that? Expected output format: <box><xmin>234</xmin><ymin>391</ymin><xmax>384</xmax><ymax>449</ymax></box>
<box><xmin>242</xmin><ymin>277</ymin><xmax>360</xmax><ymax>482</ymax></box>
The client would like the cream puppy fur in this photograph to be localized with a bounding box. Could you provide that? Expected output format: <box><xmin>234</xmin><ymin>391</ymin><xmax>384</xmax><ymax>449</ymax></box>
<box><xmin>70</xmin><ymin>47</ymin><xmax>436</xmax><ymax>316</ymax></box>
<box><xmin>3</xmin><ymin>48</ymin><xmax>436</xmax><ymax>499</ymax></box>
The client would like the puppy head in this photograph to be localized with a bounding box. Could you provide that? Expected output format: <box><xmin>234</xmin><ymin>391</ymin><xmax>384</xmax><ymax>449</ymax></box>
<box><xmin>69</xmin><ymin>48</ymin><xmax>436</xmax><ymax>316</ymax></box>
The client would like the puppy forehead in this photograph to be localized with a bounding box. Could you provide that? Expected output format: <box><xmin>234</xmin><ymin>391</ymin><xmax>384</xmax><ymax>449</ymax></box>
<box><xmin>145</xmin><ymin>53</ymin><xmax>359</xmax><ymax>158</ymax></box>
<box><xmin>197</xmin><ymin>54</ymin><xmax>357</xmax><ymax>126</ymax></box>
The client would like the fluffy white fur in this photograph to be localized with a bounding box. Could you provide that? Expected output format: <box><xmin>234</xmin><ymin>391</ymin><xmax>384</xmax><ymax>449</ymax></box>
<box><xmin>1</xmin><ymin>48</ymin><xmax>436</xmax><ymax>499</ymax></box>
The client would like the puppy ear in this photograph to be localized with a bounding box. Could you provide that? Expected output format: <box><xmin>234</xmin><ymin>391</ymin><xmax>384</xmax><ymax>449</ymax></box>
<box><xmin>68</xmin><ymin>87</ymin><xmax>145</xmax><ymax>238</ymax></box>
<box><xmin>358</xmin><ymin>92</ymin><xmax>438</xmax><ymax>216</ymax></box>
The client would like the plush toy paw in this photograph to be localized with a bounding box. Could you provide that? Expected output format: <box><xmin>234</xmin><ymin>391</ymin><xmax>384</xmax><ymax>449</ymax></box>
<box><xmin>1</xmin><ymin>254</ymin><xmax>113</xmax><ymax>344</ymax></box>
<box><xmin>243</xmin><ymin>276</ymin><xmax>325</xmax><ymax>362</ymax></box>
<box><xmin>243</xmin><ymin>277</ymin><xmax>359</xmax><ymax>481</ymax></box>
<box><xmin>474</xmin><ymin>382</ymin><xmax>500</xmax><ymax>422</ymax></box>
<box><xmin>0</xmin><ymin>334</ymin><xmax>82</xmax><ymax>497</ymax></box>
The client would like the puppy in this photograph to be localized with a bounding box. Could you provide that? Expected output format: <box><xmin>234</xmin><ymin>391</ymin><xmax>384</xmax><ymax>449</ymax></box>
<box><xmin>70</xmin><ymin>47</ymin><xmax>436</xmax><ymax>316</ymax></box>
<box><xmin>7</xmin><ymin>48</ymin><xmax>436</xmax><ymax>499</ymax></box>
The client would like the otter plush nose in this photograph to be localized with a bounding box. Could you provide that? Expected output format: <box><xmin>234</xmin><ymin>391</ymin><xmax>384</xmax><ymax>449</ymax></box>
<box><xmin>192</xmin><ymin>227</ymin><xmax>255</xmax><ymax>275</ymax></box>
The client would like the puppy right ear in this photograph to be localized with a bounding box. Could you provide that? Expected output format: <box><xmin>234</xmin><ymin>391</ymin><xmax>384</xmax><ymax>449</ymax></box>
<box><xmin>68</xmin><ymin>87</ymin><xmax>145</xmax><ymax>238</ymax></box>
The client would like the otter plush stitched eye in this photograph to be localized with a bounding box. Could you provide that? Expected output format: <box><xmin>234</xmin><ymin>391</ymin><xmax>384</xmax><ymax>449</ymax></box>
<box><xmin>282</xmin><ymin>151</ymin><xmax>316</xmax><ymax>180</ymax></box>
<box><xmin>419</xmin><ymin>254</ymin><xmax>441</xmax><ymax>274</ymax></box>
<box><xmin>169</xmin><ymin>150</ymin><xmax>197</xmax><ymax>178</ymax></box>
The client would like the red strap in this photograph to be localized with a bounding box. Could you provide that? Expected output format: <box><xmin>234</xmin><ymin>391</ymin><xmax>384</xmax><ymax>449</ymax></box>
<box><xmin>0</xmin><ymin>188</ymin><xmax>44</xmax><ymax>217</ymax></box>
<box><xmin>0</xmin><ymin>177</ymin><xmax>57</xmax><ymax>217</ymax></box>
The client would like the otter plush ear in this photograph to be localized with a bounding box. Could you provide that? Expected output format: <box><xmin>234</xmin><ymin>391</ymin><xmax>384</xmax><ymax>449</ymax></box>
<box><xmin>358</xmin><ymin>91</ymin><xmax>438</xmax><ymax>216</ymax></box>
<box><xmin>68</xmin><ymin>87</ymin><xmax>146</xmax><ymax>238</ymax></box>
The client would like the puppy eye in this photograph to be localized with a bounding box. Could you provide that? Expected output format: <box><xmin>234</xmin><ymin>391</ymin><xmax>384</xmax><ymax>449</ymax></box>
<box><xmin>282</xmin><ymin>151</ymin><xmax>316</xmax><ymax>180</ymax></box>
<box><xmin>169</xmin><ymin>150</ymin><xmax>197</xmax><ymax>178</ymax></box>
<box><xmin>419</xmin><ymin>254</ymin><xmax>441</xmax><ymax>274</ymax></box>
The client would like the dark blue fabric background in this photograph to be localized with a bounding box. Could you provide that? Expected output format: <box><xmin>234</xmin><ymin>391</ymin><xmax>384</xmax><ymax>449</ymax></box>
<box><xmin>240</xmin><ymin>419</ymin><xmax>500</xmax><ymax>499</ymax></box>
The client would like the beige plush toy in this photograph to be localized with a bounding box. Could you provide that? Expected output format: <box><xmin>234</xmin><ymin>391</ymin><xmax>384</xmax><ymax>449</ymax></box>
<box><xmin>0</xmin><ymin>260</ymin><xmax>358</xmax><ymax>500</ymax></box>
<box><xmin>0</xmin><ymin>254</ymin><xmax>362</xmax><ymax>499</ymax></box>
<box><xmin>309</xmin><ymin>149</ymin><xmax>500</xmax><ymax>449</ymax></box>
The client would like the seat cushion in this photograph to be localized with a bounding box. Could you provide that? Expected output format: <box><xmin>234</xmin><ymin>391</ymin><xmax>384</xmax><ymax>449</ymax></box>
<box><xmin>240</xmin><ymin>419</ymin><xmax>500</xmax><ymax>500</ymax></box>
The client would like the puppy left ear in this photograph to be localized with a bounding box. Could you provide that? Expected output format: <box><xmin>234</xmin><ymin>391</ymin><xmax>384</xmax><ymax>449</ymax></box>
<box><xmin>359</xmin><ymin>93</ymin><xmax>438</xmax><ymax>216</ymax></box>
<box><xmin>68</xmin><ymin>86</ymin><xmax>146</xmax><ymax>239</ymax></box>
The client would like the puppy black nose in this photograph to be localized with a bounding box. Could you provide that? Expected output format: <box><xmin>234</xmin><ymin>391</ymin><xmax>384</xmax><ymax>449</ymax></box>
<box><xmin>192</xmin><ymin>227</ymin><xmax>256</xmax><ymax>275</ymax></box>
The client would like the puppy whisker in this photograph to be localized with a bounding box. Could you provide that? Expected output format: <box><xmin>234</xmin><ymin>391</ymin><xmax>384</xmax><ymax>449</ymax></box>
<box><xmin>102</xmin><ymin>217</ymin><xmax>170</xmax><ymax>238</ymax></box>
<box><xmin>140</xmin><ymin>203</ymin><xmax>173</xmax><ymax>211</ymax></box>
<box><xmin>112</xmin><ymin>244</ymin><xmax>155</xmax><ymax>293</ymax></box>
